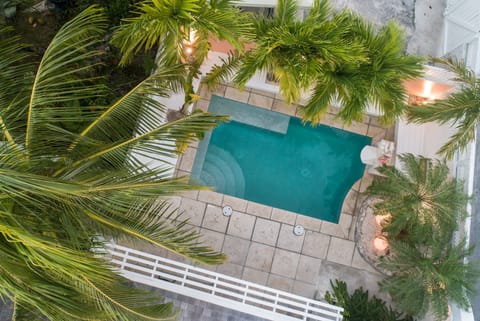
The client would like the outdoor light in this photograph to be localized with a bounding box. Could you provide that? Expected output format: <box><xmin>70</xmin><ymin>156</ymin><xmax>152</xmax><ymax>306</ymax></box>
<box><xmin>293</xmin><ymin>224</ymin><xmax>305</xmax><ymax>236</ymax></box>
<box><xmin>375</xmin><ymin>214</ymin><xmax>391</xmax><ymax>227</ymax></box>
<box><xmin>373</xmin><ymin>235</ymin><xmax>389</xmax><ymax>255</ymax></box>
<box><xmin>182</xmin><ymin>27</ymin><xmax>197</xmax><ymax>61</ymax></box>
<box><xmin>222</xmin><ymin>205</ymin><xmax>233</xmax><ymax>217</ymax></box>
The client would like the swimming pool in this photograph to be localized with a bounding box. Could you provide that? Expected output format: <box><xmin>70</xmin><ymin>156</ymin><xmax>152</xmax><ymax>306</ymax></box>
<box><xmin>191</xmin><ymin>95</ymin><xmax>371</xmax><ymax>223</ymax></box>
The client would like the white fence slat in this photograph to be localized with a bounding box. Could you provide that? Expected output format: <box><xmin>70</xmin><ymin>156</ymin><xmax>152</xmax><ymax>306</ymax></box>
<box><xmin>106</xmin><ymin>243</ymin><xmax>343</xmax><ymax>321</ymax></box>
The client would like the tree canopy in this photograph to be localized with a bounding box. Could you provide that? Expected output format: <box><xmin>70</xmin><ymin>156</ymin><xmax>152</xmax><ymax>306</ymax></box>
<box><xmin>0</xmin><ymin>6</ymin><xmax>227</xmax><ymax>320</ymax></box>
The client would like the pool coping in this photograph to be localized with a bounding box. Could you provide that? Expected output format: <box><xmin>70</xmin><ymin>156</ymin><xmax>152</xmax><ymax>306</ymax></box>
<box><xmin>168</xmin><ymin>82</ymin><xmax>395</xmax><ymax>299</ymax></box>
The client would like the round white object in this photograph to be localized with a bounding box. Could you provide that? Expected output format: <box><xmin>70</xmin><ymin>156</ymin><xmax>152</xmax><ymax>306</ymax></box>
<box><xmin>222</xmin><ymin>205</ymin><xmax>233</xmax><ymax>217</ymax></box>
<box><xmin>293</xmin><ymin>224</ymin><xmax>305</xmax><ymax>236</ymax></box>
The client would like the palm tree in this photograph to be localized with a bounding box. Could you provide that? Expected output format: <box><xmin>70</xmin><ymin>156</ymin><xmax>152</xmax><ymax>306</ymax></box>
<box><xmin>111</xmin><ymin>0</ymin><xmax>249</xmax><ymax>67</ymax></box>
<box><xmin>366</xmin><ymin>154</ymin><xmax>468</xmax><ymax>244</ymax></box>
<box><xmin>407</xmin><ymin>57</ymin><xmax>480</xmax><ymax>159</ymax></box>
<box><xmin>110</xmin><ymin>0</ymin><xmax>251</xmax><ymax>113</ymax></box>
<box><xmin>205</xmin><ymin>0</ymin><xmax>424</xmax><ymax>124</ymax></box>
<box><xmin>0</xmin><ymin>7</ymin><xmax>228</xmax><ymax>320</ymax></box>
<box><xmin>379</xmin><ymin>239</ymin><xmax>479</xmax><ymax>321</ymax></box>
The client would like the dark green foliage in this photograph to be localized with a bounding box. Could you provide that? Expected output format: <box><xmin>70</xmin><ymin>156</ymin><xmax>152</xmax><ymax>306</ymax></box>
<box><xmin>379</xmin><ymin>240</ymin><xmax>479</xmax><ymax>320</ymax></box>
<box><xmin>0</xmin><ymin>7</ymin><xmax>228</xmax><ymax>320</ymax></box>
<box><xmin>366</xmin><ymin>154</ymin><xmax>478</xmax><ymax>320</ymax></box>
<box><xmin>324</xmin><ymin>279</ymin><xmax>414</xmax><ymax>321</ymax></box>
<box><xmin>205</xmin><ymin>0</ymin><xmax>424</xmax><ymax>124</ymax></box>
<box><xmin>367</xmin><ymin>153</ymin><xmax>468</xmax><ymax>244</ymax></box>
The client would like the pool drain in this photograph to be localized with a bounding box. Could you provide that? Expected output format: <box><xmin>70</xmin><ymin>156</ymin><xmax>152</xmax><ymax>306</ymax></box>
<box><xmin>293</xmin><ymin>224</ymin><xmax>305</xmax><ymax>236</ymax></box>
<box><xmin>222</xmin><ymin>205</ymin><xmax>233</xmax><ymax>217</ymax></box>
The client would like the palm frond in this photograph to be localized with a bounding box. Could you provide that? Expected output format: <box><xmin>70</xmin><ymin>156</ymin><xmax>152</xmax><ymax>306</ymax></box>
<box><xmin>379</xmin><ymin>239</ymin><xmax>479</xmax><ymax>320</ymax></box>
<box><xmin>204</xmin><ymin>52</ymin><xmax>242</xmax><ymax>89</ymax></box>
<box><xmin>23</xmin><ymin>6</ymin><xmax>108</xmax><ymax>159</ymax></box>
<box><xmin>65</xmin><ymin>65</ymin><xmax>186</xmax><ymax>157</ymax></box>
<box><xmin>58</xmin><ymin>111</ymin><xmax>228</xmax><ymax>177</ymax></box>
<box><xmin>407</xmin><ymin>79</ymin><xmax>480</xmax><ymax>159</ymax></box>
<box><xmin>367</xmin><ymin>153</ymin><xmax>468</xmax><ymax>243</ymax></box>
<box><xmin>275</xmin><ymin>0</ymin><xmax>298</xmax><ymax>24</ymax></box>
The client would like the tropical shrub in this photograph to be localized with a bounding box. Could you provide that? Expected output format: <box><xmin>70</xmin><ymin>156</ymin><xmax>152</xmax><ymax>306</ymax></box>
<box><xmin>205</xmin><ymin>0</ymin><xmax>424</xmax><ymax>124</ymax></box>
<box><xmin>324</xmin><ymin>279</ymin><xmax>414</xmax><ymax>321</ymax></box>
<box><xmin>366</xmin><ymin>154</ymin><xmax>478</xmax><ymax>320</ymax></box>
<box><xmin>367</xmin><ymin>153</ymin><xmax>468</xmax><ymax>244</ymax></box>
<box><xmin>379</xmin><ymin>240</ymin><xmax>479</xmax><ymax>320</ymax></box>
<box><xmin>0</xmin><ymin>7</ymin><xmax>227</xmax><ymax>320</ymax></box>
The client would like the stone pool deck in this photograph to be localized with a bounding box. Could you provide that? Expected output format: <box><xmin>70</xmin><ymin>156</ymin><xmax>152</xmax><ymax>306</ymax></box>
<box><xmin>134</xmin><ymin>83</ymin><xmax>396</xmax><ymax>303</ymax></box>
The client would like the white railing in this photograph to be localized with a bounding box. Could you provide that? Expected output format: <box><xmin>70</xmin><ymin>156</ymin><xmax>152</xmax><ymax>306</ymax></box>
<box><xmin>106</xmin><ymin>243</ymin><xmax>344</xmax><ymax>321</ymax></box>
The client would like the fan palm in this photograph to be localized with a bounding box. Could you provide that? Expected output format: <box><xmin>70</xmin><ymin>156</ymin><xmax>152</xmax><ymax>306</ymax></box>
<box><xmin>379</xmin><ymin>239</ymin><xmax>479</xmax><ymax>321</ymax></box>
<box><xmin>205</xmin><ymin>0</ymin><xmax>424</xmax><ymax>124</ymax></box>
<box><xmin>407</xmin><ymin>57</ymin><xmax>480</xmax><ymax>159</ymax></box>
<box><xmin>366</xmin><ymin>154</ymin><xmax>468</xmax><ymax>244</ymax></box>
<box><xmin>0</xmin><ymin>6</ymin><xmax>228</xmax><ymax>321</ymax></box>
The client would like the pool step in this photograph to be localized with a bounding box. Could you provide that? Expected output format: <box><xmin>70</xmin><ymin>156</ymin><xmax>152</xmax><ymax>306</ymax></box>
<box><xmin>200</xmin><ymin>145</ymin><xmax>245</xmax><ymax>198</ymax></box>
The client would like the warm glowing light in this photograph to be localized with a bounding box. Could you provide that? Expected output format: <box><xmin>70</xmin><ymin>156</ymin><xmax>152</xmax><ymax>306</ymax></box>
<box><xmin>375</xmin><ymin>214</ymin><xmax>391</xmax><ymax>227</ymax></box>
<box><xmin>185</xmin><ymin>46</ymin><xmax>193</xmax><ymax>55</ymax></box>
<box><xmin>373</xmin><ymin>235</ymin><xmax>389</xmax><ymax>255</ymax></box>
<box><xmin>423</xmin><ymin>80</ymin><xmax>433</xmax><ymax>99</ymax></box>
<box><xmin>188</xmin><ymin>29</ymin><xmax>196</xmax><ymax>43</ymax></box>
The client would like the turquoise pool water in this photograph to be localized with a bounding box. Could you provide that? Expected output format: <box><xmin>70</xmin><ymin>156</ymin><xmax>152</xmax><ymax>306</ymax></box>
<box><xmin>191</xmin><ymin>95</ymin><xmax>370</xmax><ymax>223</ymax></box>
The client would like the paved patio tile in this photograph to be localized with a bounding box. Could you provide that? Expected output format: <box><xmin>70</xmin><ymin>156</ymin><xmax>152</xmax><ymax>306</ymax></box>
<box><xmin>272</xmin><ymin>99</ymin><xmax>296</xmax><ymax>116</ymax></box>
<box><xmin>250</xmin><ymin>88</ymin><xmax>276</xmax><ymax>98</ymax></box>
<box><xmin>292</xmin><ymin>280</ymin><xmax>317</xmax><ymax>299</ymax></box>
<box><xmin>351</xmin><ymin>247</ymin><xmax>381</xmax><ymax>275</ymax></box>
<box><xmin>271</xmin><ymin>208</ymin><xmax>297</xmax><ymax>225</ymax></box>
<box><xmin>202</xmin><ymin>204</ymin><xmax>229</xmax><ymax>233</ymax></box>
<box><xmin>271</xmin><ymin>249</ymin><xmax>300</xmax><ymax>278</ymax></box>
<box><xmin>326</xmin><ymin>237</ymin><xmax>355</xmax><ymax>266</ymax></box>
<box><xmin>179</xmin><ymin>147</ymin><xmax>196</xmax><ymax>172</ymax></box>
<box><xmin>222</xmin><ymin>235</ymin><xmax>251</xmax><ymax>265</ymax></box>
<box><xmin>267</xmin><ymin>274</ymin><xmax>294</xmax><ymax>292</ymax></box>
<box><xmin>195</xmin><ymin>98</ymin><xmax>210</xmax><ymax>112</ymax></box>
<box><xmin>245</xmin><ymin>243</ymin><xmax>275</xmax><ymax>272</ymax></box>
<box><xmin>224</xmin><ymin>86</ymin><xmax>250</xmax><ymax>103</ymax></box>
<box><xmin>252</xmin><ymin>218</ymin><xmax>281</xmax><ymax>246</ymax></box>
<box><xmin>342</xmin><ymin>121</ymin><xmax>369</xmax><ymax>136</ymax></box>
<box><xmin>295</xmin><ymin>215</ymin><xmax>322</xmax><ymax>232</ymax></box>
<box><xmin>199</xmin><ymin>228</ymin><xmax>225</xmax><ymax>252</ymax></box>
<box><xmin>211</xmin><ymin>84</ymin><xmax>227</xmax><ymax>97</ymax></box>
<box><xmin>198</xmin><ymin>85</ymin><xmax>213</xmax><ymax>100</ymax></box>
<box><xmin>178</xmin><ymin>190</ymin><xmax>199</xmax><ymax>200</ymax></box>
<box><xmin>246</xmin><ymin>202</ymin><xmax>272</xmax><ymax>219</ymax></box>
<box><xmin>367</xmin><ymin>125</ymin><xmax>386</xmax><ymax>138</ymax></box>
<box><xmin>276</xmin><ymin>224</ymin><xmax>305</xmax><ymax>252</ymax></box>
<box><xmin>341</xmin><ymin>189</ymin><xmax>359</xmax><ymax>215</ymax></box>
<box><xmin>223</xmin><ymin>195</ymin><xmax>248</xmax><ymax>212</ymax></box>
<box><xmin>302</xmin><ymin>231</ymin><xmax>330</xmax><ymax>259</ymax></box>
<box><xmin>198</xmin><ymin>190</ymin><xmax>224</xmax><ymax>206</ymax></box>
<box><xmin>217</xmin><ymin>262</ymin><xmax>244</xmax><ymax>279</ymax></box>
<box><xmin>295</xmin><ymin>255</ymin><xmax>322</xmax><ymax>283</ymax></box>
<box><xmin>248</xmin><ymin>93</ymin><xmax>274</xmax><ymax>110</ymax></box>
<box><xmin>242</xmin><ymin>267</ymin><xmax>269</xmax><ymax>286</ymax></box>
<box><xmin>179</xmin><ymin>198</ymin><xmax>206</xmax><ymax>226</ymax></box>
<box><xmin>359</xmin><ymin>174</ymin><xmax>374</xmax><ymax>193</ymax></box>
<box><xmin>316</xmin><ymin>261</ymin><xmax>383</xmax><ymax>299</ymax></box>
<box><xmin>317</xmin><ymin>112</ymin><xmax>337</xmax><ymax>128</ymax></box>
<box><xmin>351</xmin><ymin>179</ymin><xmax>362</xmax><ymax>192</ymax></box>
<box><xmin>320</xmin><ymin>214</ymin><xmax>353</xmax><ymax>239</ymax></box>
<box><xmin>227</xmin><ymin>212</ymin><xmax>256</xmax><ymax>239</ymax></box>
<box><xmin>328</xmin><ymin>116</ymin><xmax>346</xmax><ymax>131</ymax></box>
